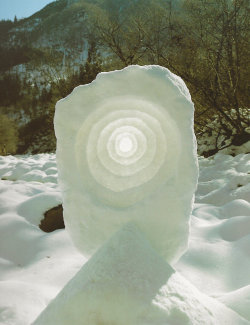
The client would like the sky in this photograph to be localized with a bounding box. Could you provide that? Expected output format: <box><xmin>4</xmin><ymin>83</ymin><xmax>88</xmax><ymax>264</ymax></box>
<box><xmin>0</xmin><ymin>0</ymin><xmax>54</xmax><ymax>21</ymax></box>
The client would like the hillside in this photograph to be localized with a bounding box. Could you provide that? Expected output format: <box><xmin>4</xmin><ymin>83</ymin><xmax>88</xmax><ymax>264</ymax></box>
<box><xmin>0</xmin><ymin>0</ymin><xmax>249</xmax><ymax>155</ymax></box>
<box><xmin>0</xmin><ymin>0</ymin><xmax>88</xmax><ymax>80</ymax></box>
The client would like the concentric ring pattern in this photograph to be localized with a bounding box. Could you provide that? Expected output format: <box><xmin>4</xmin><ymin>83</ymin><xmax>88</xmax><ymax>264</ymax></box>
<box><xmin>55</xmin><ymin>65</ymin><xmax>198</xmax><ymax>262</ymax></box>
<box><xmin>75</xmin><ymin>98</ymin><xmax>180</xmax><ymax>207</ymax></box>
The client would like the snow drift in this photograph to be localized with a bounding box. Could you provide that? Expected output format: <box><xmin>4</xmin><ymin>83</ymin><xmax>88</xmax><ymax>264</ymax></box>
<box><xmin>0</xmin><ymin>153</ymin><xmax>249</xmax><ymax>324</ymax></box>
<box><xmin>33</xmin><ymin>223</ymin><xmax>248</xmax><ymax>325</ymax></box>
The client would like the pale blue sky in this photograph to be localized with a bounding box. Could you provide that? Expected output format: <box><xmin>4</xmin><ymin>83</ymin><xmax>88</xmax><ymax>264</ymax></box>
<box><xmin>0</xmin><ymin>0</ymin><xmax>54</xmax><ymax>21</ymax></box>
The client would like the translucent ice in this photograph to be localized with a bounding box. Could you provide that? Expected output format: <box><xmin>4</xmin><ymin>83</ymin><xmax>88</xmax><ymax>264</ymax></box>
<box><xmin>55</xmin><ymin>65</ymin><xmax>198</xmax><ymax>263</ymax></box>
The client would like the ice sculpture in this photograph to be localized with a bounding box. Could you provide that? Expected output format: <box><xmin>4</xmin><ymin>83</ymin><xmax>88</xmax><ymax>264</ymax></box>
<box><xmin>55</xmin><ymin>65</ymin><xmax>198</xmax><ymax>263</ymax></box>
<box><xmin>34</xmin><ymin>66</ymin><xmax>246</xmax><ymax>325</ymax></box>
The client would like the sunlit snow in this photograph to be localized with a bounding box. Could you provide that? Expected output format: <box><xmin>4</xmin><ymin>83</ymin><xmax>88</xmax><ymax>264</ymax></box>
<box><xmin>0</xmin><ymin>152</ymin><xmax>249</xmax><ymax>324</ymax></box>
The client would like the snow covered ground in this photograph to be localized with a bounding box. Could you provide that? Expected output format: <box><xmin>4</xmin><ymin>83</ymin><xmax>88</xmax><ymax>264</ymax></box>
<box><xmin>0</xmin><ymin>152</ymin><xmax>249</xmax><ymax>324</ymax></box>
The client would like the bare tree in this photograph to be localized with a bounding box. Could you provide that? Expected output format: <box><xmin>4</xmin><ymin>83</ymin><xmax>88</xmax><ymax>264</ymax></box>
<box><xmin>84</xmin><ymin>1</ymin><xmax>153</xmax><ymax>66</ymax></box>
<box><xmin>83</xmin><ymin>0</ymin><xmax>250</xmax><ymax>152</ymax></box>
<box><xmin>173</xmin><ymin>0</ymin><xmax>250</xmax><ymax>150</ymax></box>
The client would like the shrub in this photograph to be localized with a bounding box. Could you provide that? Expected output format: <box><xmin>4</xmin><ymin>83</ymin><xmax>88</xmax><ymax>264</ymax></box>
<box><xmin>0</xmin><ymin>114</ymin><xmax>19</xmax><ymax>155</ymax></box>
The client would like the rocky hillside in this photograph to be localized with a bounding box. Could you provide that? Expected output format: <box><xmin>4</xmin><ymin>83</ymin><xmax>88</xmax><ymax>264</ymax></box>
<box><xmin>1</xmin><ymin>0</ymin><xmax>184</xmax><ymax>80</ymax></box>
<box><xmin>1</xmin><ymin>0</ymin><xmax>89</xmax><ymax>82</ymax></box>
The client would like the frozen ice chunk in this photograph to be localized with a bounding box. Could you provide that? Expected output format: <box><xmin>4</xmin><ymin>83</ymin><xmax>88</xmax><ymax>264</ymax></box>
<box><xmin>55</xmin><ymin>65</ymin><xmax>198</xmax><ymax>263</ymax></box>
<box><xmin>33</xmin><ymin>223</ymin><xmax>248</xmax><ymax>325</ymax></box>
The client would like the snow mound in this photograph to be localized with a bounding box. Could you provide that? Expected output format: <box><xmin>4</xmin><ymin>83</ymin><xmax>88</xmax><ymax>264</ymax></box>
<box><xmin>0</xmin><ymin>147</ymin><xmax>249</xmax><ymax>324</ymax></box>
<box><xmin>177</xmin><ymin>199</ymin><xmax>250</xmax><ymax>298</ymax></box>
<box><xmin>217</xmin><ymin>285</ymin><xmax>250</xmax><ymax>321</ymax></box>
<box><xmin>55</xmin><ymin>65</ymin><xmax>198</xmax><ymax>263</ymax></box>
<box><xmin>0</xmin><ymin>155</ymin><xmax>85</xmax><ymax>324</ymax></box>
<box><xmin>219</xmin><ymin>215</ymin><xmax>250</xmax><ymax>241</ymax></box>
<box><xmin>33</xmin><ymin>223</ymin><xmax>248</xmax><ymax>325</ymax></box>
<box><xmin>196</xmin><ymin>153</ymin><xmax>250</xmax><ymax>205</ymax></box>
<box><xmin>17</xmin><ymin>192</ymin><xmax>62</xmax><ymax>226</ymax></box>
<box><xmin>0</xmin><ymin>154</ymin><xmax>57</xmax><ymax>184</ymax></box>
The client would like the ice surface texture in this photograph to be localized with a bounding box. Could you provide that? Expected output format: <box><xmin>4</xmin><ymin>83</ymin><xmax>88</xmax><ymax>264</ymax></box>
<box><xmin>55</xmin><ymin>65</ymin><xmax>198</xmax><ymax>263</ymax></box>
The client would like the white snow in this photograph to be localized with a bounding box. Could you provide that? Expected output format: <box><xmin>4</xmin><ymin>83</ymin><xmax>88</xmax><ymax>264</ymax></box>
<box><xmin>0</xmin><ymin>154</ymin><xmax>85</xmax><ymax>325</ymax></box>
<box><xmin>33</xmin><ymin>223</ymin><xmax>248</xmax><ymax>325</ymax></box>
<box><xmin>0</xmin><ymin>151</ymin><xmax>249</xmax><ymax>324</ymax></box>
<box><xmin>55</xmin><ymin>65</ymin><xmax>198</xmax><ymax>263</ymax></box>
<box><xmin>196</xmin><ymin>153</ymin><xmax>250</xmax><ymax>205</ymax></box>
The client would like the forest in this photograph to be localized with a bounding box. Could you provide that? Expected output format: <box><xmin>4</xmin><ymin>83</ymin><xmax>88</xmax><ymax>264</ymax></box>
<box><xmin>0</xmin><ymin>0</ymin><xmax>249</xmax><ymax>156</ymax></box>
